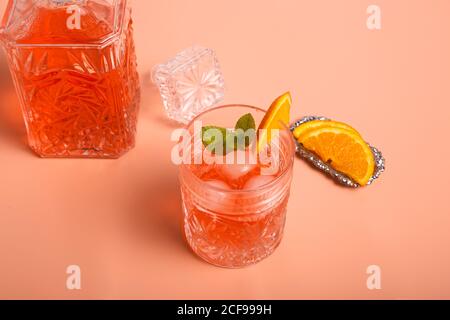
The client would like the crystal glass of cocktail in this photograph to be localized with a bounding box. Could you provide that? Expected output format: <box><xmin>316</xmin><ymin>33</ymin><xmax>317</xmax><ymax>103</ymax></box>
<box><xmin>179</xmin><ymin>104</ymin><xmax>295</xmax><ymax>268</ymax></box>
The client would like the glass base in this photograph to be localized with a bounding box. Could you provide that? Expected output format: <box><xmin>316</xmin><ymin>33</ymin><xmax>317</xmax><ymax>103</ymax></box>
<box><xmin>185</xmin><ymin>229</ymin><xmax>284</xmax><ymax>269</ymax></box>
<box><xmin>26</xmin><ymin>130</ymin><xmax>138</xmax><ymax>159</ymax></box>
<box><xmin>183</xmin><ymin>204</ymin><xmax>287</xmax><ymax>269</ymax></box>
<box><xmin>29</xmin><ymin>144</ymin><xmax>135</xmax><ymax>159</ymax></box>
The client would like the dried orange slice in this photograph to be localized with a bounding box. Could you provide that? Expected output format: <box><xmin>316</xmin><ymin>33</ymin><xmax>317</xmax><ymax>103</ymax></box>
<box><xmin>298</xmin><ymin>126</ymin><xmax>375</xmax><ymax>185</ymax></box>
<box><xmin>257</xmin><ymin>92</ymin><xmax>291</xmax><ymax>151</ymax></box>
<box><xmin>293</xmin><ymin>120</ymin><xmax>361</xmax><ymax>140</ymax></box>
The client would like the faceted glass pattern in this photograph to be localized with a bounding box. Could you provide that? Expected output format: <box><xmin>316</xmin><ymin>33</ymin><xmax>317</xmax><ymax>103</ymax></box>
<box><xmin>0</xmin><ymin>0</ymin><xmax>140</xmax><ymax>158</ymax></box>
<box><xmin>152</xmin><ymin>46</ymin><xmax>225</xmax><ymax>124</ymax></box>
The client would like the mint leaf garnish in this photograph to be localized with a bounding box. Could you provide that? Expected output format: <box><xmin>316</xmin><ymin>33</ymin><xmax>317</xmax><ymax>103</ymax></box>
<box><xmin>202</xmin><ymin>126</ymin><xmax>228</xmax><ymax>155</ymax></box>
<box><xmin>235</xmin><ymin>113</ymin><xmax>256</xmax><ymax>149</ymax></box>
<box><xmin>235</xmin><ymin>113</ymin><xmax>256</xmax><ymax>132</ymax></box>
<box><xmin>202</xmin><ymin>113</ymin><xmax>257</xmax><ymax>155</ymax></box>
<box><xmin>202</xmin><ymin>126</ymin><xmax>226</xmax><ymax>146</ymax></box>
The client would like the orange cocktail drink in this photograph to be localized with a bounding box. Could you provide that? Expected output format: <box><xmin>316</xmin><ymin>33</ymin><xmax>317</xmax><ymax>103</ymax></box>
<box><xmin>179</xmin><ymin>104</ymin><xmax>295</xmax><ymax>268</ymax></box>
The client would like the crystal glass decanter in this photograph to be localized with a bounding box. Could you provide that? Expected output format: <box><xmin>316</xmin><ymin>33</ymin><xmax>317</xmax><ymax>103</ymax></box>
<box><xmin>0</xmin><ymin>0</ymin><xmax>140</xmax><ymax>158</ymax></box>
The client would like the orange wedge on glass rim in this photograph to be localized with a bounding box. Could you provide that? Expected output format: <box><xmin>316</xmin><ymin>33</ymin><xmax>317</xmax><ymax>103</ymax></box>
<box><xmin>257</xmin><ymin>92</ymin><xmax>292</xmax><ymax>152</ymax></box>
<box><xmin>297</xmin><ymin>124</ymin><xmax>375</xmax><ymax>185</ymax></box>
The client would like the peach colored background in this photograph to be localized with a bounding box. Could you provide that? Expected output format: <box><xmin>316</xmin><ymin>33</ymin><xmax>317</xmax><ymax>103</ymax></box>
<box><xmin>0</xmin><ymin>0</ymin><xmax>449</xmax><ymax>300</ymax></box>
